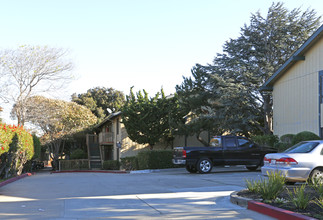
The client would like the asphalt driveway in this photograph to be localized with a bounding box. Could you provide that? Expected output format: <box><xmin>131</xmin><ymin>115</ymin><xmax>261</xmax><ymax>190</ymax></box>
<box><xmin>0</xmin><ymin>167</ymin><xmax>275</xmax><ymax>219</ymax></box>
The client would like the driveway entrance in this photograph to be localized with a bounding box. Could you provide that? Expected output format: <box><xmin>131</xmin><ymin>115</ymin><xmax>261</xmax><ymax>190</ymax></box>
<box><xmin>0</xmin><ymin>167</ymin><xmax>274</xmax><ymax>219</ymax></box>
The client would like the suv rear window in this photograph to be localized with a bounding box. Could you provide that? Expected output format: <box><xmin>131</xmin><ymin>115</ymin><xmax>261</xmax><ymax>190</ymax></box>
<box><xmin>210</xmin><ymin>137</ymin><xmax>221</xmax><ymax>147</ymax></box>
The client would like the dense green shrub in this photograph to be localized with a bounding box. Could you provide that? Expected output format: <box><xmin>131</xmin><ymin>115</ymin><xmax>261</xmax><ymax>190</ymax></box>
<box><xmin>102</xmin><ymin>160</ymin><xmax>120</xmax><ymax>170</ymax></box>
<box><xmin>32</xmin><ymin>134</ymin><xmax>41</xmax><ymax>160</ymax></box>
<box><xmin>137</xmin><ymin>150</ymin><xmax>176</xmax><ymax>170</ymax></box>
<box><xmin>251</xmin><ymin>135</ymin><xmax>279</xmax><ymax>148</ymax></box>
<box><xmin>60</xmin><ymin>159</ymin><xmax>89</xmax><ymax>170</ymax></box>
<box><xmin>280</xmin><ymin>134</ymin><xmax>295</xmax><ymax>144</ymax></box>
<box><xmin>245</xmin><ymin>171</ymin><xmax>286</xmax><ymax>201</ymax></box>
<box><xmin>0</xmin><ymin>124</ymin><xmax>34</xmax><ymax>178</ymax></box>
<box><xmin>274</xmin><ymin>142</ymin><xmax>291</xmax><ymax>152</ymax></box>
<box><xmin>120</xmin><ymin>156</ymin><xmax>139</xmax><ymax>170</ymax></box>
<box><xmin>70</xmin><ymin>148</ymin><xmax>87</xmax><ymax>159</ymax></box>
<box><xmin>292</xmin><ymin>131</ymin><xmax>320</xmax><ymax>145</ymax></box>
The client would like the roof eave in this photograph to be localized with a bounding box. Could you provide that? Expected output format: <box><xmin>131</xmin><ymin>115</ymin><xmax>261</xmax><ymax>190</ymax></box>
<box><xmin>261</xmin><ymin>24</ymin><xmax>323</xmax><ymax>88</ymax></box>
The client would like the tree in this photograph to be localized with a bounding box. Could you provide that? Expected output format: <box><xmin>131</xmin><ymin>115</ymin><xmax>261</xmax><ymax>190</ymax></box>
<box><xmin>212</xmin><ymin>2</ymin><xmax>320</xmax><ymax>134</ymax></box>
<box><xmin>122</xmin><ymin>88</ymin><xmax>183</xmax><ymax>149</ymax></box>
<box><xmin>0</xmin><ymin>123</ymin><xmax>34</xmax><ymax>178</ymax></box>
<box><xmin>177</xmin><ymin>2</ymin><xmax>321</xmax><ymax>136</ymax></box>
<box><xmin>176</xmin><ymin>65</ymin><xmax>225</xmax><ymax>145</ymax></box>
<box><xmin>0</xmin><ymin>107</ymin><xmax>2</xmax><ymax>123</ymax></box>
<box><xmin>71</xmin><ymin>87</ymin><xmax>125</xmax><ymax>121</ymax></box>
<box><xmin>0</xmin><ymin>45</ymin><xmax>73</xmax><ymax>125</ymax></box>
<box><xmin>23</xmin><ymin>96</ymin><xmax>97</xmax><ymax>170</ymax></box>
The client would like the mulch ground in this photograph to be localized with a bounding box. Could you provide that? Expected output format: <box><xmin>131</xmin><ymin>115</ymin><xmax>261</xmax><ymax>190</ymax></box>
<box><xmin>237</xmin><ymin>185</ymin><xmax>323</xmax><ymax>219</ymax></box>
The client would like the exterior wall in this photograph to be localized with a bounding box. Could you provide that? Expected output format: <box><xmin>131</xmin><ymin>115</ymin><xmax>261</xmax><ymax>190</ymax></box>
<box><xmin>119</xmin><ymin>123</ymin><xmax>149</xmax><ymax>158</ymax></box>
<box><xmin>272</xmin><ymin>37</ymin><xmax>323</xmax><ymax>137</ymax></box>
<box><xmin>104</xmin><ymin>115</ymin><xmax>210</xmax><ymax>159</ymax></box>
<box><xmin>172</xmin><ymin>131</ymin><xmax>209</xmax><ymax>148</ymax></box>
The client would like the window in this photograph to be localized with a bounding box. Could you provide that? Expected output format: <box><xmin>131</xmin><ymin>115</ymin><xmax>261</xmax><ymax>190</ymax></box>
<box><xmin>238</xmin><ymin>138</ymin><xmax>250</xmax><ymax>147</ymax></box>
<box><xmin>320</xmin><ymin>73</ymin><xmax>323</xmax><ymax>103</ymax></box>
<box><xmin>225</xmin><ymin>137</ymin><xmax>237</xmax><ymax>148</ymax></box>
<box><xmin>284</xmin><ymin>142</ymin><xmax>319</xmax><ymax>153</ymax></box>
<box><xmin>210</xmin><ymin>137</ymin><xmax>221</xmax><ymax>147</ymax></box>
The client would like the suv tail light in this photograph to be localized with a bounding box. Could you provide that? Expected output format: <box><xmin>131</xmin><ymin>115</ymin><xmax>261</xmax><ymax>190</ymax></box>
<box><xmin>182</xmin><ymin>150</ymin><xmax>187</xmax><ymax>158</ymax></box>
<box><xmin>276</xmin><ymin>157</ymin><xmax>298</xmax><ymax>165</ymax></box>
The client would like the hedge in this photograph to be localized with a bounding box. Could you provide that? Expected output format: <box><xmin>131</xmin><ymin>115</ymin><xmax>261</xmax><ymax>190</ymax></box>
<box><xmin>292</xmin><ymin>131</ymin><xmax>320</xmax><ymax>145</ymax></box>
<box><xmin>251</xmin><ymin>135</ymin><xmax>279</xmax><ymax>148</ymax></box>
<box><xmin>70</xmin><ymin>148</ymin><xmax>87</xmax><ymax>159</ymax></box>
<box><xmin>102</xmin><ymin>160</ymin><xmax>120</xmax><ymax>170</ymax></box>
<box><xmin>59</xmin><ymin>159</ymin><xmax>89</xmax><ymax>170</ymax></box>
<box><xmin>120</xmin><ymin>156</ymin><xmax>139</xmax><ymax>170</ymax></box>
<box><xmin>137</xmin><ymin>150</ymin><xmax>179</xmax><ymax>170</ymax></box>
<box><xmin>0</xmin><ymin>123</ymin><xmax>34</xmax><ymax>159</ymax></box>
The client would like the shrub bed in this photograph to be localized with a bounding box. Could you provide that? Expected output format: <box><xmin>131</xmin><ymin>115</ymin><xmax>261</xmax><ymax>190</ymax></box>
<box><xmin>251</xmin><ymin>135</ymin><xmax>279</xmax><ymax>148</ymax></box>
<box><xmin>102</xmin><ymin>160</ymin><xmax>120</xmax><ymax>170</ymax></box>
<box><xmin>59</xmin><ymin>159</ymin><xmax>89</xmax><ymax>170</ymax></box>
<box><xmin>292</xmin><ymin>131</ymin><xmax>320</xmax><ymax>145</ymax></box>
<box><xmin>0</xmin><ymin>123</ymin><xmax>34</xmax><ymax>178</ymax></box>
<box><xmin>137</xmin><ymin>150</ymin><xmax>179</xmax><ymax>170</ymax></box>
<box><xmin>120</xmin><ymin>156</ymin><xmax>138</xmax><ymax>170</ymax></box>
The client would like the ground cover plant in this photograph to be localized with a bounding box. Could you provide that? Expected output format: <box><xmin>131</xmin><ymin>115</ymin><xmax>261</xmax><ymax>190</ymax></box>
<box><xmin>241</xmin><ymin>173</ymin><xmax>323</xmax><ymax>219</ymax></box>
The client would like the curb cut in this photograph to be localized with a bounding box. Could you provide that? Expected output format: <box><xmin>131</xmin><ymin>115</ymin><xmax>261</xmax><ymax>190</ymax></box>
<box><xmin>230</xmin><ymin>191</ymin><xmax>316</xmax><ymax>220</ymax></box>
<box><xmin>51</xmin><ymin>170</ymin><xmax>127</xmax><ymax>174</ymax></box>
<box><xmin>0</xmin><ymin>173</ymin><xmax>33</xmax><ymax>188</ymax></box>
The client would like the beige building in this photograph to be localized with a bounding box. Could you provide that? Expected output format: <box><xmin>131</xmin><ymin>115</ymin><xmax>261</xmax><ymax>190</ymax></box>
<box><xmin>262</xmin><ymin>24</ymin><xmax>323</xmax><ymax>138</ymax></box>
<box><xmin>87</xmin><ymin>112</ymin><xmax>207</xmax><ymax>166</ymax></box>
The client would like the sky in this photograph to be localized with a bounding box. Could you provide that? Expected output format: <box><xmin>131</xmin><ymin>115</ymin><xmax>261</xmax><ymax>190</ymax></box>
<box><xmin>1</xmin><ymin>0</ymin><xmax>323</xmax><ymax>124</ymax></box>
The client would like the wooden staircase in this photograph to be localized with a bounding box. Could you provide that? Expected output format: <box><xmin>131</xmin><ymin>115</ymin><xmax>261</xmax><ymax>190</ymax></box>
<box><xmin>86</xmin><ymin>134</ymin><xmax>102</xmax><ymax>169</ymax></box>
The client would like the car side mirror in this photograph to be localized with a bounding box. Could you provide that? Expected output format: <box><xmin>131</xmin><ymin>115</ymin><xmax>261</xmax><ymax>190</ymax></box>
<box><xmin>249</xmin><ymin>143</ymin><xmax>255</xmax><ymax>148</ymax></box>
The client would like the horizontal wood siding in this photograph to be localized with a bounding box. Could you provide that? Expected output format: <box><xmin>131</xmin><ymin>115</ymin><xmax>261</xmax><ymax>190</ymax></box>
<box><xmin>273</xmin><ymin>37</ymin><xmax>323</xmax><ymax>137</ymax></box>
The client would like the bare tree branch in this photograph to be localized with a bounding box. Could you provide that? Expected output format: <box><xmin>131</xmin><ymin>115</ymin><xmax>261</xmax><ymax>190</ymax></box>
<box><xmin>0</xmin><ymin>45</ymin><xmax>74</xmax><ymax>125</ymax></box>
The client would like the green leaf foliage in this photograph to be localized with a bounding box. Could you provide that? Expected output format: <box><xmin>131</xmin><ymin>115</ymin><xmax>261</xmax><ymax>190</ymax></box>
<box><xmin>176</xmin><ymin>2</ymin><xmax>321</xmax><ymax>136</ymax></box>
<box><xmin>102</xmin><ymin>160</ymin><xmax>120</xmax><ymax>170</ymax></box>
<box><xmin>0</xmin><ymin>123</ymin><xmax>34</xmax><ymax>178</ymax></box>
<box><xmin>0</xmin><ymin>123</ymin><xmax>33</xmax><ymax>159</ymax></box>
<box><xmin>292</xmin><ymin>131</ymin><xmax>321</xmax><ymax>145</ymax></box>
<box><xmin>32</xmin><ymin>134</ymin><xmax>41</xmax><ymax>160</ymax></box>
<box><xmin>69</xmin><ymin>148</ymin><xmax>87</xmax><ymax>159</ymax></box>
<box><xmin>136</xmin><ymin>150</ymin><xmax>176</xmax><ymax>170</ymax></box>
<box><xmin>71</xmin><ymin>87</ymin><xmax>125</xmax><ymax>121</ymax></box>
<box><xmin>122</xmin><ymin>88</ymin><xmax>185</xmax><ymax>149</ymax></box>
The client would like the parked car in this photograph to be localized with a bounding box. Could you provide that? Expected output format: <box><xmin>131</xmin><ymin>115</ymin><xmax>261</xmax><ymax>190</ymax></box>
<box><xmin>173</xmin><ymin>135</ymin><xmax>277</xmax><ymax>174</ymax></box>
<box><xmin>261</xmin><ymin>140</ymin><xmax>323</xmax><ymax>184</ymax></box>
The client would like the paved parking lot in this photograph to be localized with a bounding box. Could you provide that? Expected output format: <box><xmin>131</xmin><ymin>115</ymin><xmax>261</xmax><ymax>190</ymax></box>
<box><xmin>0</xmin><ymin>167</ymin><xmax>275</xmax><ymax>219</ymax></box>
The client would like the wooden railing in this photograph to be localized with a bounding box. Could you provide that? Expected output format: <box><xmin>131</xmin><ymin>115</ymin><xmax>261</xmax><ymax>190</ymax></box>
<box><xmin>99</xmin><ymin>132</ymin><xmax>114</xmax><ymax>144</ymax></box>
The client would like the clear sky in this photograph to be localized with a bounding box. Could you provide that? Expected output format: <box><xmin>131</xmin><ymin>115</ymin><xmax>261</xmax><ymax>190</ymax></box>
<box><xmin>1</xmin><ymin>0</ymin><xmax>323</xmax><ymax>124</ymax></box>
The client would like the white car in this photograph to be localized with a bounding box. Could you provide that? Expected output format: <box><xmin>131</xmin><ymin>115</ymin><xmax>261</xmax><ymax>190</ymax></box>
<box><xmin>261</xmin><ymin>141</ymin><xmax>323</xmax><ymax>184</ymax></box>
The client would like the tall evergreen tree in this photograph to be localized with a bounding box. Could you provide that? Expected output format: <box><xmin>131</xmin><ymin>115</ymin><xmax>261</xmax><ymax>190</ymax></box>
<box><xmin>213</xmin><ymin>2</ymin><xmax>320</xmax><ymax>134</ymax></box>
<box><xmin>177</xmin><ymin>2</ymin><xmax>321</xmax><ymax>136</ymax></box>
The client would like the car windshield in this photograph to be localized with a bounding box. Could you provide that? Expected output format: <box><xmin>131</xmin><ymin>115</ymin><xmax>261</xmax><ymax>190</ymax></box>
<box><xmin>284</xmin><ymin>142</ymin><xmax>319</xmax><ymax>153</ymax></box>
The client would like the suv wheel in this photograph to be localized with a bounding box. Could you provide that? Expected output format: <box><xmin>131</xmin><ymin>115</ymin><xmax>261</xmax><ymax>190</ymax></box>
<box><xmin>197</xmin><ymin>158</ymin><xmax>213</xmax><ymax>174</ymax></box>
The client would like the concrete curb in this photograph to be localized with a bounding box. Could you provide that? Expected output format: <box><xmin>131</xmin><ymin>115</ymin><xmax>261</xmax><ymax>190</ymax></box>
<box><xmin>0</xmin><ymin>173</ymin><xmax>33</xmax><ymax>188</ymax></box>
<box><xmin>51</xmin><ymin>170</ymin><xmax>127</xmax><ymax>174</ymax></box>
<box><xmin>230</xmin><ymin>191</ymin><xmax>316</xmax><ymax>220</ymax></box>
